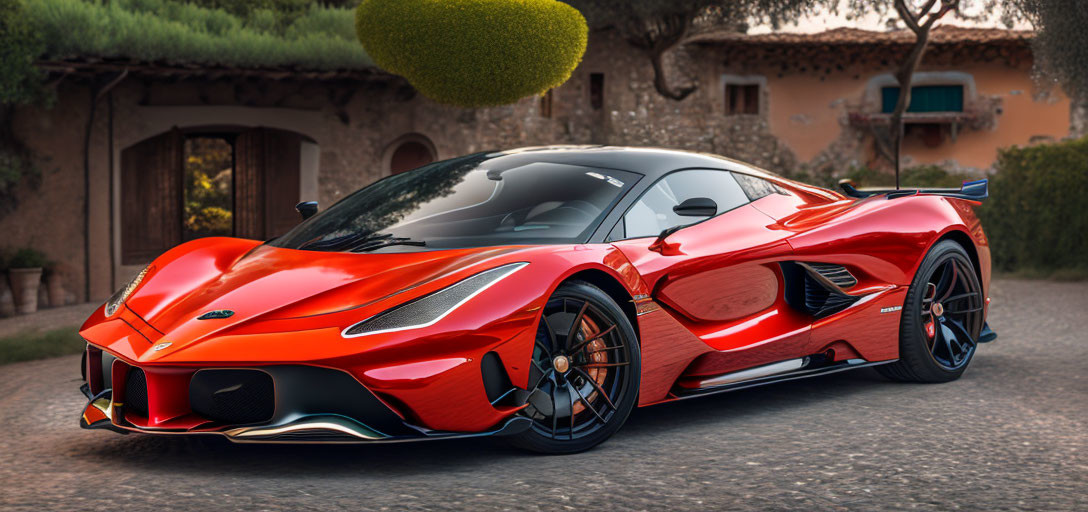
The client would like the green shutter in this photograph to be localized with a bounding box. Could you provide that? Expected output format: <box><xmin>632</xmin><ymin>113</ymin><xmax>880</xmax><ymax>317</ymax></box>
<box><xmin>882</xmin><ymin>85</ymin><xmax>964</xmax><ymax>113</ymax></box>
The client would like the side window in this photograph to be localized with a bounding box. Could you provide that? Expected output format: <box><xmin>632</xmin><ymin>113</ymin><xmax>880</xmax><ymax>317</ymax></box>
<box><xmin>622</xmin><ymin>170</ymin><xmax>749</xmax><ymax>239</ymax></box>
<box><xmin>733</xmin><ymin>173</ymin><xmax>789</xmax><ymax>201</ymax></box>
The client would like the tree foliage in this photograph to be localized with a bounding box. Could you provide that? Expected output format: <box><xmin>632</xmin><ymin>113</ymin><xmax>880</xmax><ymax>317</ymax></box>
<box><xmin>561</xmin><ymin>0</ymin><xmax>828</xmax><ymax>100</ymax></box>
<box><xmin>0</xmin><ymin>0</ymin><xmax>46</xmax><ymax>107</ymax></box>
<box><xmin>355</xmin><ymin>0</ymin><xmax>588</xmax><ymax>107</ymax></box>
<box><xmin>1005</xmin><ymin>0</ymin><xmax>1088</xmax><ymax>104</ymax></box>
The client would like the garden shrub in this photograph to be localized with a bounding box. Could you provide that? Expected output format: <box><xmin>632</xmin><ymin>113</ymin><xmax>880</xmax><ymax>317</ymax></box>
<box><xmin>355</xmin><ymin>0</ymin><xmax>588</xmax><ymax>107</ymax></box>
<box><xmin>25</xmin><ymin>0</ymin><xmax>370</xmax><ymax>70</ymax></box>
<box><xmin>977</xmin><ymin>136</ymin><xmax>1088</xmax><ymax>275</ymax></box>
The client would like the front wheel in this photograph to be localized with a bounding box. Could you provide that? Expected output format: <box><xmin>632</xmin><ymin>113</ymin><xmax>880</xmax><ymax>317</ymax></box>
<box><xmin>879</xmin><ymin>240</ymin><xmax>985</xmax><ymax>383</ymax></box>
<box><xmin>508</xmin><ymin>281</ymin><xmax>640</xmax><ymax>454</ymax></box>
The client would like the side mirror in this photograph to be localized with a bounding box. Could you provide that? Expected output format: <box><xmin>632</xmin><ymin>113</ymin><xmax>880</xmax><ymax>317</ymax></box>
<box><xmin>295</xmin><ymin>201</ymin><xmax>318</xmax><ymax>221</ymax></box>
<box><xmin>673</xmin><ymin>197</ymin><xmax>717</xmax><ymax>217</ymax></box>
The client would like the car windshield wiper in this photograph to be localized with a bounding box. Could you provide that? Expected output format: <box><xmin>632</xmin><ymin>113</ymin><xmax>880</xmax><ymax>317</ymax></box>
<box><xmin>349</xmin><ymin>234</ymin><xmax>427</xmax><ymax>253</ymax></box>
<box><xmin>297</xmin><ymin>230</ymin><xmax>373</xmax><ymax>252</ymax></box>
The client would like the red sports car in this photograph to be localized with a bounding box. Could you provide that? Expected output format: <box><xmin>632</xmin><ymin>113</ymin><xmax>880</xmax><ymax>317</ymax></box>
<box><xmin>79</xmin><ymin>146</ymin><xmax>994</xmax><ymax>453</ymax></box>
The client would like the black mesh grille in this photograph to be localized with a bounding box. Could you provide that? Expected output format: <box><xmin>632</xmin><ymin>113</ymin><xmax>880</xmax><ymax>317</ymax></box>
<box><xmin>344</xmin><ymin>263</ymin><xmax>526</xmax><ymax>336</ymax></box>
<box><xmin>189</xmin><ymin>370</ymin><xmax>275</xmax><ymax>425</ymax></box>
<box><xmin>124</xmin><ymin>368</ymin><xmax>148</xmax><ymax>415</ymax></box>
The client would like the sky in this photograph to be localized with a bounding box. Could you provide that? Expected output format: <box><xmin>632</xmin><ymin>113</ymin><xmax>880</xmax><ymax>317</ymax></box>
<box><xmin>749</xmin><ymin>0</ymin><xmax>1033</xmax><ymax>34</ymax></box>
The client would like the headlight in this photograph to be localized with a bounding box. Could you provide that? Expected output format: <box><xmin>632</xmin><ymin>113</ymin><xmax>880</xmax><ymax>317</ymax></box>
<box><xmin>104</xmin><ymin>265</ymin><xmax>150</xmax><ymax>317</ymax></box>
<box><xmin>342</xmin><ymin>262</ymin><xmax>528</xmax><ymax>338</ymax></box>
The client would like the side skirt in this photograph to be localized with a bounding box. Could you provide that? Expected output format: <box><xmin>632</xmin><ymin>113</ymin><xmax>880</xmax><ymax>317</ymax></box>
<box><xmin>671</xmin><ymin>358</ymin><xmax>896</xmax><ymax>400</ymax></box>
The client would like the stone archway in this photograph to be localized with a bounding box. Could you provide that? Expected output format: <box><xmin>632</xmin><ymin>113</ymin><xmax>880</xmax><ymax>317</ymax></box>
<box><xmin>383</xmin><ymin>133</ymin><xmax>437</xmax><ymax>175</ymax></box>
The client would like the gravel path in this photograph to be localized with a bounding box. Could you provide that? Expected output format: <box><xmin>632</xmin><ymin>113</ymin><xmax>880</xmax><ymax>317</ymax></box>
<box><xmin>0</xmin><ymin>279</ymin><xmax>1084</xmax><ymax>511</ymax></box>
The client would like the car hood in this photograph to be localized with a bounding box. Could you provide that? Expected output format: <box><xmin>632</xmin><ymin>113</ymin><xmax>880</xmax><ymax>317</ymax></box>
<box><xmin>123</xmin><ymin>238</ymin><xmax>527</xmax><ymax>342</ymax></box>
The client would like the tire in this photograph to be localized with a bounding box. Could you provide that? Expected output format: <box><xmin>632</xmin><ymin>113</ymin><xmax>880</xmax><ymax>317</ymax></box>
<box><xmin>878</xmin><ymin>240</ymin><xmax>984</xmax><ymax>383</ymax></box>
<box><xmin>508</xmin><ymin>280</ymin><xmax>641</xmax><ymax>454</ymax></box>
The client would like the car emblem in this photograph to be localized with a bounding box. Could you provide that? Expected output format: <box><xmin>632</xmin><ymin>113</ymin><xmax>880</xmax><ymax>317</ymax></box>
<box><xmin>151</xmin><ymin>342</ymin><xmax>172</xmax><ymax>352</ymax></box>
<box><xmin>198</xmin><ymin>310</ymin><xmax>235</xmax><ymax>320</ymax></box>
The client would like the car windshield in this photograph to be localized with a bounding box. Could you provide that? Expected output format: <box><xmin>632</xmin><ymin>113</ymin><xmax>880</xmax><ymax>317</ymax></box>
<box><xmin>271</xmin><ymin>153</ymin><xmax>640</xmax><ymax>251</ymax></box>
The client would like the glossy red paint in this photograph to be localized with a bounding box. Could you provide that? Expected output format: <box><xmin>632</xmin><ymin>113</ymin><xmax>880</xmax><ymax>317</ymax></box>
<box><xmin>78</xmin><ymin>154</ymin><xmax>991</xmax><ymax>439</ymax></box>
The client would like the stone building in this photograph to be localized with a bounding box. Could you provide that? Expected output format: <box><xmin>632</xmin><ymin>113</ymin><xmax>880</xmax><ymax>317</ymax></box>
<box><xmin>1</xmin><ymin>26</ymin><xmax>1074</xmax><ymax>303</ymax></box>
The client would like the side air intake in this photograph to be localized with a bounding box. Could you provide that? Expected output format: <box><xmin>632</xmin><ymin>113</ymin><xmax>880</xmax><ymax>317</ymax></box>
<box><xmin>781</xmin><ymin>262</ymin><xmax>861</xmax><ymax>318</ymax></box>
<box><xmin>801</xmin><ymin>262</ymin><xmax>857</xmax><ymax>288</ymax></box>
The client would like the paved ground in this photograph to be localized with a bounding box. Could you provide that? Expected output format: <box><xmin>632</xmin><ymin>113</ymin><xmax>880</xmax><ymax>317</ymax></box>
<box><xmin>0</xmin><ymin>279</ymin><xmax>1084</xmax><ymax>511</ymax></box>
<box><xmin>0</xmin><ymin>303</ymin><xmax>97</xmax><ymax>338</ymax></box>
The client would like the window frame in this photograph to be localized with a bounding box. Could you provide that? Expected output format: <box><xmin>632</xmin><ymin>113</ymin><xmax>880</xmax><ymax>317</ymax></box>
<box><xmin>608</xmin><ymin>168</ymin><xmax>752</xmax><ymax>242</ymax></box>
<box><xmin>721</xmin><ymin>74</ymin><xmax>766</xmax><ymax>117</ymax></box>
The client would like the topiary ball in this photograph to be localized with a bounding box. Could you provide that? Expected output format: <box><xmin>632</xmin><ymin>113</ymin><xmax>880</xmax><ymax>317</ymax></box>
<box><xmin>356</xmin><ymin>0</ymin><xmax>588</xmax><ymax>107</ymax></box>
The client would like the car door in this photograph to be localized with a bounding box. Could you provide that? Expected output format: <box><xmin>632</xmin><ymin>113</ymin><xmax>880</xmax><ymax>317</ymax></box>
<box><xmin>609</xmin><ymin>169</ymin><xmax>807</xmax><ymax>357</ymax></box>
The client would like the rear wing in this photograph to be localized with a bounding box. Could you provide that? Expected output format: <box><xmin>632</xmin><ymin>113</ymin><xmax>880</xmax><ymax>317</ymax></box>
<box><xmin>839</xmin><ymin>179</ymin><xmax>988</xmax><ymax>201</ymax></box>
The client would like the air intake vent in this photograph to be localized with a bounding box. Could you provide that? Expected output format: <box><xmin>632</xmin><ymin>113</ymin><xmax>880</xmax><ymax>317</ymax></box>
<box><xmin>803</xmin><ymin>263</ymin><xmax>858</xmax><ymax>288</ymax></box>
<box><xmin>124</xmin><ymin>368</ymin><xmax>148</xmax><ymax>416</ymax></box>
<box><xmin>190</xmin><ymin>369</ymin><xmax>275</xmax><ymax>425</ymax></box>
<box><xmin>802</xmin><ymin>272</ymin><xmax>859</xmax><ymax>318</ymax></box>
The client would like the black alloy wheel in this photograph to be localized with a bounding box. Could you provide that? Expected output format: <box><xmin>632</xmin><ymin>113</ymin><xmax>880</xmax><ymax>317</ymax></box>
<box><xmin>509</xmin><ymin>281</ymin><xmax>640</xmax><ymax>454</ymax></box>
<box><xmin>879</xmin><ymin>240</ymin><xmax>985</xmax><ymax>382</ymax></box>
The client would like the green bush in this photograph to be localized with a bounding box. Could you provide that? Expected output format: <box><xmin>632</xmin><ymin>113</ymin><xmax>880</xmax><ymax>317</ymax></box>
<box><xmin>25</xmin><ymin>0</ymin><xmax>371</xmax><ymax>70</ymax></box>
<box><xmin>978</xmin><ymin>137</ymin><xmax>1088</xmax><ymax>276</ymax></box>
<box><xmin>355</xmin><ymin>0</ymin><xmax>588</xmax><ymax>107</ymax></box>
<box><xmin>8</xmin><ymin>248</ymin><xmax>49</xmax><ymax>269</ymax></box>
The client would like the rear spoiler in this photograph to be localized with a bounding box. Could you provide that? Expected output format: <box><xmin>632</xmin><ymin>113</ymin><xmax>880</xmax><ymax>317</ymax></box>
<box><xmin>839</xmin><ymin>179</ymin><xmax>988</xmax><ymax>201</ymax></box>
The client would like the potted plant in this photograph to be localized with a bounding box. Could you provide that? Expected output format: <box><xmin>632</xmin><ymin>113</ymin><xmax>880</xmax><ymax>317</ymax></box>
<box><xmin>43</xmin><ymin>260</ymin><xmax>67</xmax><ymax>308</ymax></box>
<box><xmin>7</xmin><ymin>248</ymin><xmax>48</xmax><ymax>315</ymax></box>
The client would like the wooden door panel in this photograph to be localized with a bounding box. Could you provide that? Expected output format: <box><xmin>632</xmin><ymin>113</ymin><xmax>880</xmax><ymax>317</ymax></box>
<box><xmin>121</xmin><ymin>129</ymin><xmax>182</xmax><ymax>264</ymax></box>
<box><xmin>235</xmin><ymin>128</ymin><xmax>301</xmax><ymax>240</ymax></box>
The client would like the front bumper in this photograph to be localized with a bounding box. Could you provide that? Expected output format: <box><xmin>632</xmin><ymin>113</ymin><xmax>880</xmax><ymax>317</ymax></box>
<box><xmin>79</xmin><ymin>346</ymin><xmax>530</xmax><ymax>443</ymax></box>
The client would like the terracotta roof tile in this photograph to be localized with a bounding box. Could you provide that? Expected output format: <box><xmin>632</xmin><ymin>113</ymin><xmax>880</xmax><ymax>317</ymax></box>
<box><xmin>688</xmin><ymin>26</ymin><xmax>1033</xmax><ymax>46</ymax></box>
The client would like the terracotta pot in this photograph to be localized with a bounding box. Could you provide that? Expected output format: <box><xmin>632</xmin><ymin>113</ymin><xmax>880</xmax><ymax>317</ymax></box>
<box><xmin>46</xmin><ymin>273</ymin><xmax>66</xmax><ymax>308</ymax></box>
<box><xmin>0</xmin><ymin>278</ymin><xmax>14</xmax><ymax>318</ymax></box>
<box><xmin>8</xmin><ymin>267</ymin><xmax>43</xmax><ymax>315</ymax></box>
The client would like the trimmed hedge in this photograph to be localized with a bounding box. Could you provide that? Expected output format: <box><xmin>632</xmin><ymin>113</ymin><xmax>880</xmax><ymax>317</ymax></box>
<box><xmin>978</xmin><ymin>137</ymin><xmax>1088</xmax><ymax>275</ymax></box>
<box><xmin>25</xmin><ymin>0</ymin><xmax>370</xmax><ymax>70</ymax></box>
<box><xmin>355</xmin><ymin>0</ymin><xmax>588</xmax><ymax>107</ymax></box>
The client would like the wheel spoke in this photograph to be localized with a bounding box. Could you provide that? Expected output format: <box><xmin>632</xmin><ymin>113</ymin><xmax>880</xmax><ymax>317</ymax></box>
<box><xmin>940</xmin><ymin>323</ymin><xmax>958</xmax><ymax>365</ymax></box>
<box><xmin>946</xmin><ymin>318</ymin><xmax>977</xmax><ymax>349</ymax></box>
<box><xmin>923</xmin><ymin>282</ymin><xmax>938</xmax><ymax>304</ymax></box>
<box><xmin>568</xmin><ymin>324</ymin><xmax>617</xmax><ymax>355</ymax></box>
<box><xmin>586</xmin><ymin>343</ymin><xmax>625</xmax><ymax>355</ymax></box>
<box><xmin>931</xmin><ymin>261</ymin><xmax>954</xmax><ymax>301</ymax></box>
<box><xmin>938</xmin><ymin>261</ymin><xmax>960</xmax><ymax>302</ymax></box>
<box><xmin>944</xmin><ymin>305</ymin><xmax>984</xmax><ymax>315</ymax></box>
<box><xmin>566</xmin><ymin>301</ymin><xmax>590</xmax><ymax>351</ymax></box>
<box><xmin>568</xmin><ymin>381</ymin><xmax>606</xmax><ymax>424</ymax></box>
<box><xmin>577</xmin><ymin>362</ymin><xmax>630</xmax><ymax>369</ymax></box>
<box><xmin>572</xmin><ymin>367</ymin><xmax>616</xmax><ymax>410</ymax></box>
<box><xmin>944</xmin><ymin>291</ymin><xmax>981</xmax><ymax>304</ymax></box>
<box><xmin>541</xmin><ymin>314</ymin><xmax>559</xmax><ymax>356</ymax></box>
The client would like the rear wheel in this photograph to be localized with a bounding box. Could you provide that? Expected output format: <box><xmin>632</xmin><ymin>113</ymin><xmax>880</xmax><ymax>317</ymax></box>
<box><xmin>508</xmin><ymin>281</ymin><xmax>640</xmax><ymax>454</ymax></box>
<box><xmin>879</xmin><ymin>240</ymin><xmax>985</xmax><ymax>383</ymax></box>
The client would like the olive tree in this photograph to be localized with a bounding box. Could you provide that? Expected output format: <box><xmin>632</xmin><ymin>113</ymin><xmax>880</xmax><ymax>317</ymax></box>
<box><xmin>562</xmin><ymin>0</ymin><xmax>829</xmax><ymax>100</ymax></box>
